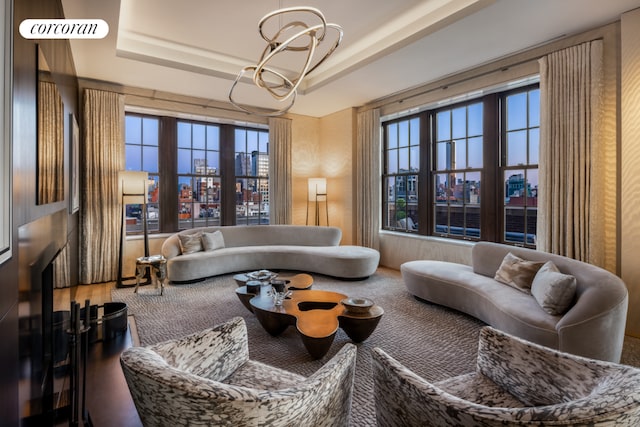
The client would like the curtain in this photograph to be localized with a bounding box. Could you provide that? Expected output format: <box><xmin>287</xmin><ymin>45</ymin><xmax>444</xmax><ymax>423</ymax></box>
<box><xmin>268</xmin><ymin>117</ymin><xmax>292</xmax><ymax>224</ymax></box>
<box><xmin>80</xmin><ymin>89</ymin><xmax>125</xmax><ymax>284</ymax></box>
<box><xmin>355</xmin><ymin>109</ymin><xmax>381</xmax><ymax>249</ymax></box>
<box><xmin>537</xmin><ymin>40</ymin><xmax>604</xmax><ymax>265</ymax></box>
<box><xmin>38</xmin><ymin>81</ymin><xmax>64</xmax><ymax>204</ymax></box>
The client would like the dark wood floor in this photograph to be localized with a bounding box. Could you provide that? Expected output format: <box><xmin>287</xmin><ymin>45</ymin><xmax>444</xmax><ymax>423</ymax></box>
<box><xmin>54</xmin><ymin>283</ymin><xmax>142</xmax><ymax>427</ymax></box>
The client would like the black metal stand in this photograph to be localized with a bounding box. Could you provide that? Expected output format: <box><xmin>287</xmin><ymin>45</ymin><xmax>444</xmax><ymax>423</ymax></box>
<box><xmin>67</xmin><ymin>300</ymin><xmax>92</xmax><ymax>427</ymax></box>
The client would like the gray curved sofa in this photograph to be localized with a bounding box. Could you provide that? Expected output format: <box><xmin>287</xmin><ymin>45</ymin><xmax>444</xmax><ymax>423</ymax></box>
<box><xmin>161</xmin><ymin>225</ymin><xmax>380</xmax><ymax>282</ymax></box>
<box><xmin>401</xmin><ymin>242</ymin><xmax>628</xmax><ymax>362</ymax></box>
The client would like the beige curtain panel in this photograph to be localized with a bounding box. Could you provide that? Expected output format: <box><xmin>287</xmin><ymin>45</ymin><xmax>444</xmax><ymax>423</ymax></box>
<box><xmin>80</xmin><ymin>89</ymin><xmax>125</xmax><ymax>284</ymax></box>
<box><xmin>268</xmin><ymin>117</ymin><xmax>292</xmax><ymax>225</ymax></box>
<box><xmin>356</xmin><ymin>108</ymin><xmax>381</xmax><ymax>249</ymax></box>
<box><xmin>537</xmin><ymin>40</ymin><xmax>604</xmax><ymax>266</ymax></box>
<box><xmin>37</xmin><ymin>81</ymin><xmax>64</xmax><ymax>204</ymax></box>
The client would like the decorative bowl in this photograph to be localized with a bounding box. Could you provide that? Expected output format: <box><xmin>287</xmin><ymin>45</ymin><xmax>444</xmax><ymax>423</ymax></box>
<box><xmin>247</xmin><ymin>269</ymin><xmax>277</xmax><ymax>281</ymax></box>
<box><xmin>341</xmin><ymin>297</ymin><xmax>374</xmax><ymax>314</ymax></box>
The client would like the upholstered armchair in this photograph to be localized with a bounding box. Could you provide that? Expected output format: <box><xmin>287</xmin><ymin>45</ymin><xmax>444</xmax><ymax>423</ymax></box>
<box><xmin>120</xmin><ymin>316</ymin><xmax>356</xmax><ymax>426</ymax></box>
<box><xmin>372</xmin><ymin>326</ymin><xmax>640</xmax><ymax>426</ymax></box>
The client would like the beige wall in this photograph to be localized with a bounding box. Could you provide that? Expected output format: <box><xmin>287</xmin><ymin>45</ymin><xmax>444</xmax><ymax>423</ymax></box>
<box><xmin>621</xmin><ymin>7</ymin><xmax>640</xmax><ymax>337</ymax></box>
<box><xmin>289</xmin><ymin>108</ymin><xmax>356</xmax><ymax>244</ymax></box>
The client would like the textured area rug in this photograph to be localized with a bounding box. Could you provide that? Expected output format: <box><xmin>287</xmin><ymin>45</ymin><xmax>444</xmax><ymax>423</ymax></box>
<box><xmin>111</xmin><ymin>268</ymin><xmax>484</xmax><ymax>426</ymax></box>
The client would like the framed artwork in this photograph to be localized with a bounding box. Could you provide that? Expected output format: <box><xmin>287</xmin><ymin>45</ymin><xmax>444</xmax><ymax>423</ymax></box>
<box><xmin>0</xmin><ymin>0</ymin><xmax>12</xmax><ymax>266</ymax></box>
<box><xmin>70</xmin><ymin>113</ymin><xmax>79</xmax><ymax>213</ymax></box>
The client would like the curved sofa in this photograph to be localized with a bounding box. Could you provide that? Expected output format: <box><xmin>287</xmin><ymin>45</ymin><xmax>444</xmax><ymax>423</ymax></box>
<box><xmin>401</xmin><ymin>242</ymin><xmax>628</xmax><ymax>362</ymax></box>
<box><xmin>161</xmin><ymin>225</ymin><xmax>380</xmax><ymax>282</ymax></box>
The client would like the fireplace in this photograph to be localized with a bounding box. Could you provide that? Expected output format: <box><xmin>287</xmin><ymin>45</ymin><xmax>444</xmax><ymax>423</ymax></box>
<box><xmin>18</xmin><ymin>209</ymin><xmax>68</xmax><ymax>426</ymax></box>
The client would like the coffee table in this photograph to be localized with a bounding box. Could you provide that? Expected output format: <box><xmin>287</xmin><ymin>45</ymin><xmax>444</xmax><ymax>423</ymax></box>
<box><xmin>242</xmin><ymin>289</ymin><xmax>383</xmax><ymax>359</ymax></box>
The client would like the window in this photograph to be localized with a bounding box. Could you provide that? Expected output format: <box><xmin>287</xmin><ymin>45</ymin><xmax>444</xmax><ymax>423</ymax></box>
<box><xmin>124</xmin><ymin>113</ymin><xmax>269</xmax><ymax>233</ymax></box>
<box><xmin>433</xmin><ymin>102</ymin><xmax>483</xmax><ymax>239</ymax></box>
<box><xmin>381</xmin><ymin>83</ymin><xmax>539</xmax><ymax>247</ymax></box>
<box><xmin>124</xmin><ymin>114</ymin><xmax>160</xmax><ymax>233</ymax></box>
<box><xmin>177</xmin><ymin>121</ymin><xmax>221</xmax><ymax>229</ymax></box>
<box><xmin>502</xmin><ymin>88</ymin><xmax>539</xmax><ymax>245</ymax></box>
<box><xmin>382</xmin><ymin>117</ymin><xmax>420</xmax><ymax>231</ymax></box>
<box><xmin>234</xmin><ymin>128</ymin><xmax>270</xmax><ymax>225</ymax></box>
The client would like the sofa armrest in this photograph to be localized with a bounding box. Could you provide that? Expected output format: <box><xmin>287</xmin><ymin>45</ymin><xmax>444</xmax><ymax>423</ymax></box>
<box><xmin>555</xmin><ymin>287</ymin><xmax>628</xmax><ymax>362</ymax></box>
<box><xmin>476</xmin><ymin>326</ymin><xmax>611</xmax><ymax>405</ymax></box>
<box><xmin>148</xmin><ymin>316</ymin><xmax>249</xmax><ymax>382</ymax></box>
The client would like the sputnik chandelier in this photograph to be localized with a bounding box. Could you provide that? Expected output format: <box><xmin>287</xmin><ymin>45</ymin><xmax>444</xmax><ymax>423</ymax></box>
<box><xmin>229</xmin><ymin>6</ymin><xmax>343</xmax><ymax>116</ymax></box>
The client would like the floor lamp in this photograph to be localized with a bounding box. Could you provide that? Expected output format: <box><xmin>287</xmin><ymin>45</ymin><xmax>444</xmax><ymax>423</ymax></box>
<box><xmin>117</xmin><ymin>171</ymin><xmax>149</xmax><ymax>288</ymax></box>
<box><xmin>306</xmin><ymin>177</ymin><xmax>328</xmax><ymax>226</ymax></box>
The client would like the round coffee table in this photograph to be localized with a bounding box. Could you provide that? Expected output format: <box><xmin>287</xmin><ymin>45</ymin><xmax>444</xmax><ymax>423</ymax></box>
<box><xmin>246</xmin><ymin>289</ymin><xmax>383</xmax><ymax>359</ymax></box>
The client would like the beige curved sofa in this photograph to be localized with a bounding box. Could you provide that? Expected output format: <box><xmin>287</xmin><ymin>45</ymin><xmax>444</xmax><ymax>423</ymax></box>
<box><xmin>401</xmin><ymin>242</ymin><xmax>628</xmax><ymax>362</ymax></box>
<box><xmin>161</xmin><ymin>225</ymin><xmax>380</xmax><ymax>282</ymax></box>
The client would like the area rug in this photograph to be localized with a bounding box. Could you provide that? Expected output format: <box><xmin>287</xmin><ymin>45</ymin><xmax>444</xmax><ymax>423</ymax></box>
<box><xmin>111</xmin><ymin>267</ymin><xmax>486</xmax><ymax>426</ymax></box>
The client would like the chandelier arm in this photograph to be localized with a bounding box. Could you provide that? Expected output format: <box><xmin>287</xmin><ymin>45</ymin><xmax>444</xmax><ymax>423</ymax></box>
<box><xmin>253</xmin><ymin>26</ymin><xmax>319</xmax><ymax>101</ymax></box>
<box><xmin>304</xmin><ymin>23</ymin><xmax>344</xmax><ymax>75</ymax></box>
<box><xmin>259</xmin><ymin>7</ymin><xmax>327</xmax><ymax>44</ymax></box>
<box><xmin>228</xmin><ymin>66</ymin><xmax>296</xmax><ymax>117</ymax></box>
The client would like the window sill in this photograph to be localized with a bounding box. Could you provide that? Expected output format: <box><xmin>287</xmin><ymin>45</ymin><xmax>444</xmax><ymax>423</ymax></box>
<box><xmin>378</xmin><ymin>229</ymin><xmax>476</xmax><ymax>249</ymax></box>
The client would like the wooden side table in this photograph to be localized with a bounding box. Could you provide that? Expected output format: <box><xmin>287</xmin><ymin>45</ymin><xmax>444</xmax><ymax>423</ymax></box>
<box><xmin>135</xmin><ymin>255</ymin><xmax>167</xmax><ymax>295</ymax></box>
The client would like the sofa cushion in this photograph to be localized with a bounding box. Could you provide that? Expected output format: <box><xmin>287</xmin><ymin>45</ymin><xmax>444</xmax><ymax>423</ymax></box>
<box><xmin>531</xmin><ymin>261</ymin><xmax>577</xmax><ymax>315</ymax></box>
<box><xmin>201</xmin><ymin>230</ymin><xmax>225</xmax><ymax>251</ymax></box>
<box><xmin>178</xmin><ymin>233</ymin><xmax>203</xmax><ymax>254</ymax></box>
<box><xmin>494</xmin><ymin>252</ymin><xmax>544</xmax><ymax>293</ymax></box>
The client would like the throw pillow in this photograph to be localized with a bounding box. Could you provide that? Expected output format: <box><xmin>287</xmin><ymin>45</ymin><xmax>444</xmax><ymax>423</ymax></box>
<box><xmin>494</xmin><ymin>252</ymin><xmax>545</xmax><ymax>293</ymax></box>
<box><xmin>201</xmin><ymin>230</ymin><xmax>225</xmax><ymax>252</ymax></box>
<box><xmin>531</xmin><ymin>261</ymin><xmax>577</xmax><ymax>315</ymax></box>
<box><xmin>178</xmin><ymin>233</ymin><xmax>203</xmax><ymax>254</ymax></box>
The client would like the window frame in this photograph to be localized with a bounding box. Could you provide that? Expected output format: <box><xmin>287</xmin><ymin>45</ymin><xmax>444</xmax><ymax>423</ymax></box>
<box><xmin>381</xmin><ymin>83</ymin><xmax>539</xmax><ymax>248</ymax></box>
<box><xmin>124</xmin><ymin>112</ymin><xmax>269</xmax><ymax>234</ymax></box>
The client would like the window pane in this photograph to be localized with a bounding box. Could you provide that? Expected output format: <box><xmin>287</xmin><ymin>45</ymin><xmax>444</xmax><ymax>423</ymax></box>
<box><xmin>177</xmin><ymin>122</ymin><xmax>191</xmax><ymax>148</ymax></box>
<box><xmin>247</xmin><ymin>130</ymin><xmax>258</xmax><ymax>153</ymax></box>
<box><xmin>258</xmin><ymin>131</ymin><xmax>269</xmax><ymax>152</ymax></box>
<box><xmin>410</xmin><ymin>118</ymin><xmax>420</xmax><ymax>146</ymax></box>
<box><xmin>142</xmin><ymin>118</ymin><xmax>158</xmax><ymax>146</ymax></box>
<box><xmin>410</xmin><ymin>146</ymin><xmax>419</xmax><ymax>171</ymax></box>
<box><xmin>398</xmin><ymin>121</ymin><xmax>409</xmax><ymax>147</ymax></box>
<box><xmin>125</xmin><ymin>145</ymin><xmax>141</xmax><ymax>170</ymax></box>
<box><xmin>466</xmin><ymin>171</ymin><xmax>481</xmax><ymax>204</ymax></box>
<box><xmin>142</xmin><ymin>146</ymin><xmax>158</xmax><ymax>173</ymax></box>
<box><xmin>467</xmin><ymin>136</ymin><xmax>483</xmax><ymax>168</ymax></box>
<box><xmin>505</xmin><ymin>170</ymin><xmax>525</xmax><ymax>202</ymax></box>
<box><xmin>529</xmin><ymin>89</ymin><xmax>540</xmax><ymax>127</ymax></box>
<box><xmin>388</xmin><ymin>123</ymin><xmax>398</xmax><ymax>149</ymax></box>
<box><xmin>126</xmin><ymin>116</ymin><xmax>141</xmax><ymax>144</ymax></box>
<box><xmin>192</xmin><ymin>124</ymin><xmax>206</xmax><ymax>150</ymax></box>
<box><xmin>507</xmin><ymin>92</ymin><xmax>527</xmax><ymax>130</ymax></box>
<box><xmin>207</xmin><ymin>150</ymin><xmax>219</xmax><ymax>173</ymax></box>
<box><xmin>506</xmin><ymin>130</ymin><xmax>527</xmax><ymax>166</ymax></box>
<box><xmin>437</xmin><ymin>110</ymin><xmax>450</xmax><ymax>141</ymax></box>
<box><xmin>468</xmin><ymin>103</ymin><xmax>482</xmax><ymax>136</ymax></box>
<box><xmin>387</xmin><ymin>149</ymin><xmax>398</xmax><ymax>174</ymax></box>
<box><xmin>454</xmin><ymin>139</ymin><xmax>466</xmax><ymax>169</ymax></box>
<box><xmin>529</xmin><ymin>128</ymin><xmax>539</xmax><ymax>165</ymax></box>
<box><xmin>434</xmin><ymin>204</ymin><xmax>448</xmax><ymax>234</ymax></box>
<box><xmin>436</xmin><ymin>142</ymin><xmax>449</xmax><ymax>171</ymax></box>
<box><xmin>452</xmin><ymin>107</ymin><xmax>466</xmax><ymax>139</ymax></box>
<box><xmin>398</xmin><ymin>147</ymin><xmax>409</xmax><ymax>171</ymax></box>
<box><xmin>207</xmin><ymin>125</ymin><xmax>220</xmax><ymax>151</ymax></box>
<box><xmin>435</xmin><ymin>173</ymin><xmax>450</xmax><ymax>202</ymax></box>
<box><xmin>177</xmin><ymin>148</ymin><xmax>191</xmax><ymax>174</ymax></box>
<box><xmin>178</xmin><ymin>176</ymin><xmax>193</xmax><ymax>228</ymax></box>
<box><xmin>193</xmin><ymin>150</ymin><xmax>206</xmax><ymax>173</ymax></box>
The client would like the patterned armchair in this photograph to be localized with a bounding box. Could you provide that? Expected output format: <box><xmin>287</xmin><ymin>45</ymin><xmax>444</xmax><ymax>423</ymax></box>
<box><xmin>372</xmin><ymin>326</ymin><xmax>640</xmax><ymax>426</ymax></box>
<box><xmin>120</xmin><ymin>316</ymin><xmax>356</xmax><ymax>426</ymax></box>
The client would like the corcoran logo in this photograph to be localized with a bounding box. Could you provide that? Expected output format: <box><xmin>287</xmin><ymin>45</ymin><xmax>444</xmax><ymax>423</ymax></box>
<box><xmin>19</xmin><ymin>19</ymin><xmax>109</xmax><ymax>39</ymax></box>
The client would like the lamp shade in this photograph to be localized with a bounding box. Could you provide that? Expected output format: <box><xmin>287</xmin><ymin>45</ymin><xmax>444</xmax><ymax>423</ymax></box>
<box><xmin>308</xmin><ymin>178</ymin><xmax>327</xmax><ymax>201</ymax></box>
<box><xmin>119</xmin><ymin>170</ymin><xmax>148</xmax><ymax>204</ymax></box>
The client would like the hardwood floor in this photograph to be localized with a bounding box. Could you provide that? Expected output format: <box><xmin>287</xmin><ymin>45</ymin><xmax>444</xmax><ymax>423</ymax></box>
<box><xmin>54</xmin><ymin>283</ymin><xmax>142</xmax><ymax>427</ymax></box>
<box><xmin>54</xmin><ymin>282</ymin><xmax>116</xmax><ymax>312</ymax></box>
